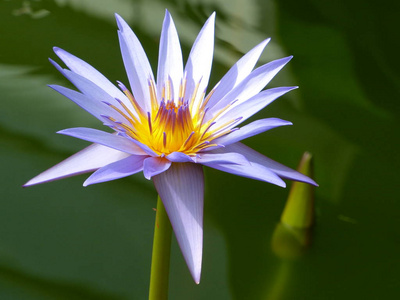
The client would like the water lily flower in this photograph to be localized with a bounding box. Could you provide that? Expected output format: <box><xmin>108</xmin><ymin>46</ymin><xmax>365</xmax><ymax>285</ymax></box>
<box><xmin>24</xmin><ymin>10</ymin><xmax>317</xmax><ymax>283</ymax></box>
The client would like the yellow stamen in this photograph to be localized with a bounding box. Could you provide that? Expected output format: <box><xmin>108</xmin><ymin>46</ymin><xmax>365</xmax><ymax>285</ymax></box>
<box><xmin>108</xmin><ymin>79</ymin><xmax>236</xmax><ymax>156</ymax></box>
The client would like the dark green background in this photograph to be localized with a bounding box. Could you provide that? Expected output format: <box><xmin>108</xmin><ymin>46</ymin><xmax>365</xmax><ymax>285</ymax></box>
<box><xmin>1</xmin><ymin>0</ymin><xmax>399</xmax><ymax>299</ymax></box>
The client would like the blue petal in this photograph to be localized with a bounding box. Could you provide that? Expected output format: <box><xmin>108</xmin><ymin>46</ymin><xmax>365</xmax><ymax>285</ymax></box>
<box><xmin>116</xmin><ymin>14</ymin><xmax>155</xmax><ymax>112</ymax></box>
<box><xmin>184</xmin><ymin>13</ymin><xmax>215</xmax><ymax>110</ymax></box>
<box><xmin>83</xmin><ymin>155</ymin><xmax>146</xmax><ymax>186</ymax></box>
<box><xmin>152</xmin><ymin>163</ymin><xmax>204</xmax><ymax>284</ymax></box>
<box><xmin>24</xmin><ymin>143</ymin><xmax>130</xmax><ymax>187</ymax></box>
<box><xmin>214</xmin><ymin>118</ymin><xmax>292</xmax><ymax>146</ymax></box>
<box><xmin>206</xmin><ymin>38</ymin><xmax>270</xmax><ymax>109</ymax></box>
<box><xmin>53</xmin><ymin>47</ymin><xmax>129</xmax><ymax>105</ymax></box>
<box><xmin>196</xmin><ymin>152</ymin><xmax>249</xmax><ymax>165</ymax></box>
<box><xmin>157</xmin><ymin>10</ymin><xmax>183</xmax><ymax>103</ymax></box>
<box><xmin>49</xmin><ymin>60</ymin><xmax>137</xmax><ymax>120</ymax></box>
<box><xmin>206</xmin><ymin>57</ymin><xmax>293</xmax><ymax>121</ymax></box>
<box><xmin>214</xmin><ymin>86</ymin><xmax>297</xmax><ymax>128</ymax></box>
<box><xmin>49</xmin><ymin>85</ymin><xmax>121</xmax><ymax>124</ymax></box>
<box><xmin>58</xmin><ymin>127</ymin><xmax>146</xmax><ymax>155</ymax></box>
<box><xmin>166</xmin><ymin>152</ymin><xmax>195</xmax><ymax>163</ymax></box>
<box><xmin>224</xmin><ymin>143</ymin><xmax>318</xmax><ymax>186</ymax></box>
<box><xmin>203</xmin><ymin>160</ymin><xmax>286</xmax><ymax>187</ymax></box>
<box><xmin>143</xmin><ymin>157</ymin><xmax>172</xmax><ymax>179</ymax></box>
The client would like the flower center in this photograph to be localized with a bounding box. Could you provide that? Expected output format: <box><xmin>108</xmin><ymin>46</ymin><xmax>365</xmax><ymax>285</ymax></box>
<box><xmin>104</xmin><ymin>79</ymin><xmax>238</xmax><ymax>157</ymax></box>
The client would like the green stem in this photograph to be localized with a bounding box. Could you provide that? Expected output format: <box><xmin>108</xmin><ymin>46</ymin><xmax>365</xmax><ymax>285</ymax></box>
<box><xmin>149</xmin><ymin>196</ymin><xmax>172</xmax><ymax>300</ymax></box>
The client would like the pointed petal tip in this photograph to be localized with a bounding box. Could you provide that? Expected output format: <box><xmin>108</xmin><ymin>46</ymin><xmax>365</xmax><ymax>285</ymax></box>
<box><xmin>260</xmin><ymin>37</ymin><xmax>271</xmax><ymax>47</ymax></box>
<box><xmin>22</xmin><ymin>180</ymin><xmax>33</xmax><ymax>188</ymax></box>
<box><xmin>23</xmin><ymin>172</ymin><xmax>79</xmax><ymax>187</ymax></box>
<box><xmin>53</xmin><ymin>47</ymin><xmax>68</xmax><ymax>58</ymax></box>
<box><xmin>209</xmin><ymin>12</ymin><xmax>216</xmax><ymax>24</ymax></box>
<box><xmin>277</xmin><ymin>56</ymin><xmax>293</xmax><ymax>65</ymax></box>
<box><xmin>203</xmin><ymin>11</ymin><xmax>216</xmax><ymax>26</ymax></box>
<box><xmin>290</xmin><ymin>176</ymin><xmax>318</xmax><ymax>187</ymax></box>
<box><xmin>22</xmin><ymin>176</ymin><xmax>54</xmax><ymax>187</ymax></box>
<box><xmin>83</xmin><ymin>174</ymin><xmax>98</xmax><ymax>186</ymax></box>
<box><xmin>115</xmin><ymin>13</ymin><xmax>125</xmax><ymax>30</ymax></box>
<box><xmin>189</xmin><ymin>263</ymin><xmax>202</xmax><ymax>284</ymax></box>
<box><xmin>23</xmin><ymin>176</ymin><xmax>42</xmax><ymax>187</ymax></box>
<box><xmin>48</xmin><ymin>58</ymin><xmax>64</xmax><ymax>73</ymax></box>
<box><xmin>277</xmin><ymin>180</ymin><xmax>287</xmax><ymax>188</ymax></box>
<box><xmin>23</xmin><ymin>172</ymin><xmax>73</xmax><ymax>187</ymax></box>
<box><xmin>56</xmin><ymin>129</ymin><xmax>72</xmax><ymax>135</ymax></box>
<box><xmin>274</xmin><ymin>56</ymin><xmax>293</xmax><ymax>66</ymax></box>
<box><xmin>194</xmin><ymin>274</ymin><xmax>201</xmax><ymax>285</ymax></box>
<box><xmin>115</xmin><ymin>14</ymin><xmax>132</xmax><ymax>33</ymax></box>
<box><xmin>114</xmin><ymin>12</ymin><xmax>122</xmax><ymax>20</ymax></box>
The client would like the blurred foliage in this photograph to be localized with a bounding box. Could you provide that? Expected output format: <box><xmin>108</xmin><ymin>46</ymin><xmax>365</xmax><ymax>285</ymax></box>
<box><xmin>0</xmin><ymin>0</ymin><xmax>399</xmax><ymax>299</ymax></box>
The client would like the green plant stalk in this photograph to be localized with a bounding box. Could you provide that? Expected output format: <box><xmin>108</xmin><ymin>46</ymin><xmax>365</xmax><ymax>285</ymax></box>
<box><xmin>149</xmin><ymin>196</ymin><xmax>172</xmax><ymax>300</ymax></box>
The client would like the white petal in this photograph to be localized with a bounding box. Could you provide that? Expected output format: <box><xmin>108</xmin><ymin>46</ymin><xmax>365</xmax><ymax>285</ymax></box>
<box><xmin>196</xmin><ymin>152</ymin><xmax>249</xmax><ymax>165</ymax></box>
<box><xmin>49</xmin><ymin>85</ymin><xmax>122</xmax><ymax>124</ymax></box>
<box><xmin>83</xmin><ymin>155</ymin><xmax>146</xmax><ymax>186</ymax></box>
<box><xmin>157</xmin><ymin>10</ymin><xmax>183</xmax><ymax>103</ymax></box>
<box><xmin>206</xmin><ymin>38</ymin><xmax>270</xmax><ymax>109</ymax></box>
<box><xmin>50</xmin><ymin>62</ymin><xmax>137</xmax><ymax>120</ymax></box>
<box><xmin>206</xmin><ymin>56</ymin><xmax>293</xmax><ymax>121</ymax></box>
<box><xmin>184</xmin><ymin>13</ymin><xmax>215</xmax><ymax>111</ymax></box>
<box><xmin>53</xmin><ymin>47</ymin><xmax>129</xmax><ymax>106</ymax></box>
<box><xmin>152</xmin><ymin>163</ymin><xmax>204</xmax><ymax>283</ymax></box>
<box><xmin>214</xmin><ymin>118</ymin><xmax>292</xmax><ymax>146</ymax></box>
<box><xmin>23</xmin><ymin>143</ymin><xmax>130</xmax><ymax>187</ymax></box>
<box><xmin>203</xmin><ymin>159</ymin><xmax>286</xmax><ymax>187</ymax></box>
<box><xmin>166</xmin><ymin>152</ymin><xmax>195</xmax><ymax>163</ymax></box>
<box><xmin>143</xmin><ymin>157</ymin><xmax>172</xmax><ymax>179</ymax></box>
<box><xmin>224</xmin><ymin>143</ymin><xmax>318</xmax><ymax>186</ymax></box>
<box><xmin>214</xmin><ymin>86</ymin><xmax>297</xmax><ymax>127</ymax></box>
<box><xmin>54</xmin><ymin>63</ymin><xmax>115</xmax><ymax>104</ymax></box>
<box><xmin>116</xmin><ymin>14</ymin><xmax>155</xmax><ymax>112</ymax></box>
<box><xmin>58</xmin><ymin>127</ymin><xmax>146</xmax><ymax>155</ymax></box>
